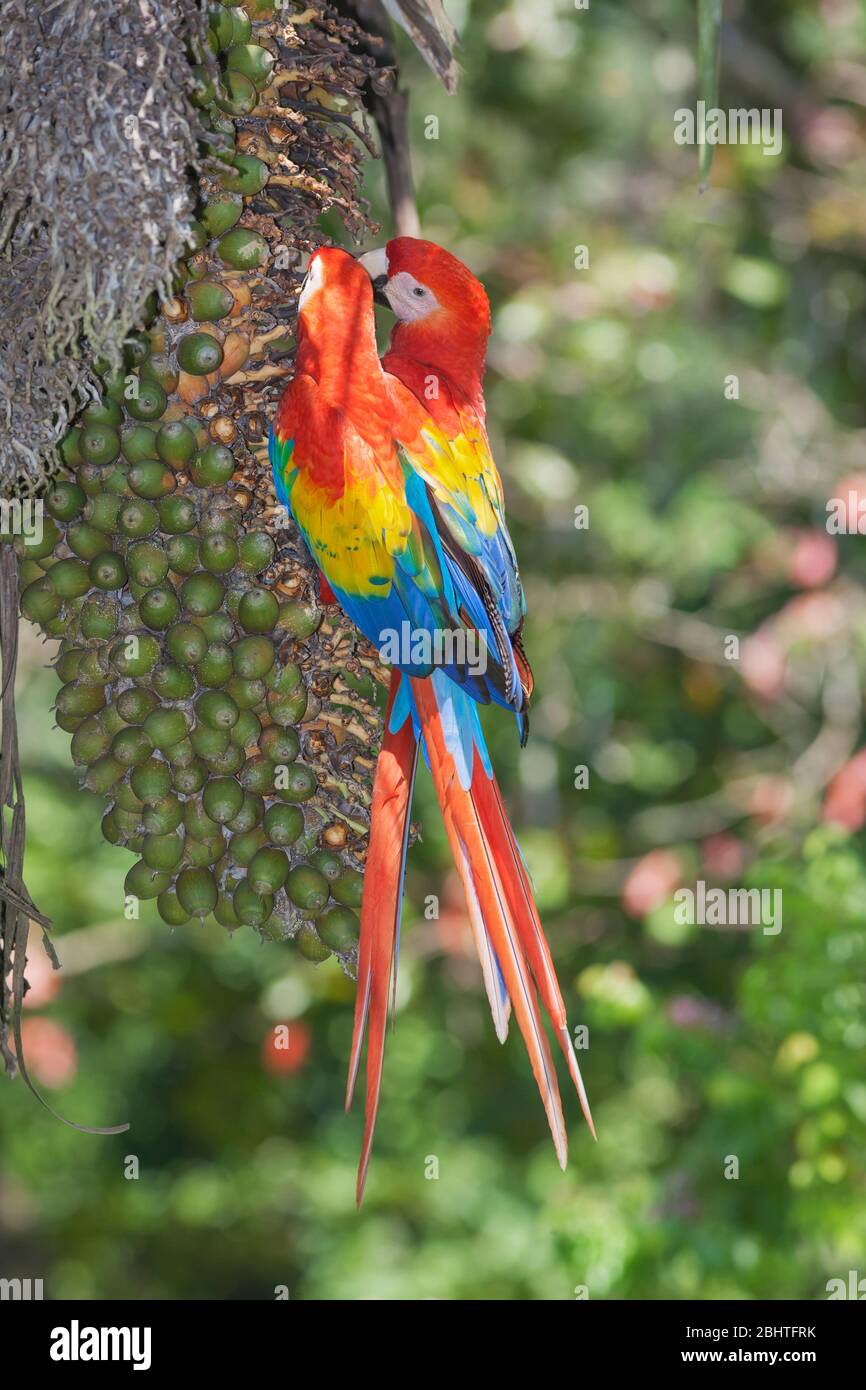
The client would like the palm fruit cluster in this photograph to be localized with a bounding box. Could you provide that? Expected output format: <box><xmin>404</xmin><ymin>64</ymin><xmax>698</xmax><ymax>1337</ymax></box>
<box><xmin>11</xmin><ymin>0</ymin><xmax>389</xmax><ymax>970</ymax></box>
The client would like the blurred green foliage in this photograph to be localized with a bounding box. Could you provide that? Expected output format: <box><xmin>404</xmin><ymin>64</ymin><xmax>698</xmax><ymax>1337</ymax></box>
<box><xmin>2</xmin><ymin>0</ymin><xmax>865</xmax><ymax>1299</ymax></box>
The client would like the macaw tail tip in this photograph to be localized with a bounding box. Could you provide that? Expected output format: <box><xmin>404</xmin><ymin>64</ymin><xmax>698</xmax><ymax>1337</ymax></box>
<box><xmin>551</xmin><ymin>1116</ymin><xmax>569</xmax><ymax>1172</ymax></box>
<box><xmin>345</xmin><ymin>1059</ymin><xmax>360</xmax><ymax>1112</ymax></box>
<box><xmin>355</xmin><ymin>1161</ymin><xmax>371</xmax><ymax>1209</ymax></box>
<box><xmin>561</xmin><ymin>1025</ymin><xmax>597</xmax><ymax>1141</ymax></box>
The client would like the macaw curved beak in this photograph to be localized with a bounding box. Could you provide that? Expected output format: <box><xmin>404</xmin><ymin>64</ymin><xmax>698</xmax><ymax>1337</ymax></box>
<box><xmin>358</xmin><ymin>248</ymin><xmax>391</xmax><ymax>309</ymax></box>
<box><xmin>370</xmin><ymin>273</ymin><xmax>390</xmax><ymax>308</ymax></box>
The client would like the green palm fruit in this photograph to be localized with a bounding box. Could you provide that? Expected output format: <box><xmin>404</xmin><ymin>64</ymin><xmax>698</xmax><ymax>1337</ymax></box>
<box><xmin>230</xmin><ymin>708</ymin><xmax>260</xmax><ymax>746</ymax></box>
<box><xmin>124</xmin><ymin>379</ymin><xmax>167</xmax><ymax>422</ymax></box>
<box><xmin>184</xmin><ymin>835</ymin><xmax>224</xmax><ymax>867</ymax></box>
<box><xmin>213</xmin><ymin>892</ymin><xmax>240</xmax><ymax>931</ymax></box>
<box><xmin>111</xmin><ymin>727</ymin><xmax>154</xmax><ymax>767</ymax></box>
<box><xmin>70</xmin><ymin>717</ymin><xmax>111</xmax><ymax>765</ymax></box>
<box><xmin>157</xmin><ymin>889</ymin><xmax>191</xmax><ymax>927</ymax></box>
<box><xmin>285</xmin><ymin>864</ymin><xmax>329</xmax><ymax>914</ymax></box>
<box><xmin>177</xmin><ymin>332</ymin><xmax>225</xmax><ymax>376</ymax></box>
<box><xmin>217</xmin><ymin>227</ymin><xmax>268</xmax><ymax>270</ymax></box>
<box><xmin>158</xmin><ymin>497</ymin><xmax>197</xmax><ymax>534</ymax></box>
<box><xmin>143</xmin><ymin>831</ymin><xmax>185</xmax><ymax>872</ymax></box>
<box><xmin>152</xmin><ymin>664</ymin><xmax>195</xmax><ymax>701</ymax></box>
<box><xmin>67</xmin><ymin>522</ymin><xmax>110</xmax><ymax>561</ymax></box>
<box><xmin>181</xmin><ymin>572</ymin><xmax>224</xmax><ymax>616</ymax></box>
<box><xmin>264</xmin><ymin>803</ymin><xmax>304</xmax><ymax>846</ymax></box>
<box><xmin>229</xmin><ymin>792</ymin><xmax>264</xmax><ymax>833</ymax></box>
<box><xmin>142</xmin><ymin>796</ymin><xmax>184</xmax><ymax>835</ymax></box>
<box><xmin>232</xmin><ymin>635</ymin><xmax>274</xmax><ymax>680</ymax></box>
<box><xmin>317</xmin><ymin>907</ymin><xmax>361</xmax><ymax>952</ymax></box>
<box><xmin>196</xmin><ymin>643</ymin><xmax>233</xmax><ymax>686</ymax></box>
<box><xmin>125</xmin><ymin>861</ymin><xmax>171</xmax><ymax>900</ymax></box>
<box><xmin>84</xmin><ymin>755</ymin><xmax>125</xmax><ymax>795</ymax></box>
<box><xmin>187</xmin><ymin>282</ymin><xmax>235</xmax><ymax>323</ymax></box>
<box><xmin>238</xmin><ymin>587</ymin><xmax>279</xmax><ymax>633</ymax></box>
<box><xmin>277</xmin><ymin>764</ymin><xmax>316</xmax><ymax>802</ymax></box>
<box><xmin>156</xmin><ymin>421</ymin><xmax>197</xmax><ymax>467</ymax></box>
<box><xmin>233</xmin><ymin>880</ymin><xmax>272</xmax><ymax>926</ymax></box>
<box><xmin>21</xmin><ymin>579</ymin><xmax>62</xmax><ymax>625</ymax></box>
<box><xmin>206</xmin><ymin>744</ymin><xmax>245</xmax><ymax>776</ymax></box>
<box><xmin>192</xmin><ymin>446</ymin><xmax>235</xmax><ymax>489</ymax></box>
<box><xmin>142</xmin><ymin>707</ymin><xmax>189</xmax><ymax>750</ymax></box>
<box><xmin>128</xmin><ymin>460</ymin><xmax>177</xmax><ymax>500</ymax></box>
<box><xmin>89</xmin><ymin>552</ymin><xmax>128</xmax><ymax>590</ymax></box>
<box><xmin>332</xmin><ymin>869</ymin><xmax>364</xmax><ymax>910</ymax></box>
<box><xmin>198</xmin><ymin>612</ymin><xmax>235</xmax><ymax>643</ymax></box>
<box><xmin>176</xmin><ymin>867</ymin><xmax>218</xmax><ymax>918</ymax></box>
<box><xmin>229</xmin><ymin>826</ymin><xmax>267</xmax><ymax>866</ymax></box>
<box><xmin>190</xmin><ymin>724</ymin><xmax>229</xmax><ymax>760</ymax></box>
<box><xmin>116</xmin><ymin>688</ymin><xmax>158</xmax><ymax>724</ymax></box>
<box><xmin>122</xmin><ymin>427</ymin><xmax>158</xmax><ymax>464</ymax></box>
<box><xmin>127</xmin><ymin>541</ymin><xmax>169</xmax><ymax>587</ymax></box>
<box><xmin>203</xmin><ymin>776</ymin><xmax>244</xmax><ymax>824</ymax></box>
<box><xmin>294</xmin><ymin>922</ymin><xmax>332</xmax><ymax>962</ymax></box>
<box><xmin>221</xmin><ymin>154</ymin><xmax>270</xmax><ymax>198</ymax></box>
<box><xmin>247</xmin><ymin>846</ymin><xmax>288</xmax><ymax>895</ymax></box>
<box><xmin>258</xmin><ymin>725</ymin><xmax>299</xmax><ymax>763</ymax></box>
<box><xmin>45</xmin><ymin>480</ymin><xmax>86</xmax><ymax>521</ymax></box>
<box><xmin>166</xmin><ymin>622</ymin><xmax>208</xmax><ymax>665</ymax></box>
<box><xmin>310</xmin><ymin>849</ymin><xmax>344</xmax><ymax>882</ymax></box>
<box><xmin>139</xmin><ymin>586</ymin><xmax>181</xmax><ymax>629</ymax></box>
<box><xmin>226</xmin><ymin>44</ymin><xmax>274</xmax><ymax>90</ymax></box>
<box><xmin>172</xmin><ymin>761</ymin><xmax>208</xmax><ymax>795</ymax></box>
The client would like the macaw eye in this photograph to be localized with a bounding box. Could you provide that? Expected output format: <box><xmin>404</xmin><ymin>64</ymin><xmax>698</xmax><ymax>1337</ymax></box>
<box><xmin>412</xmin><ymin>286</ymin><xmax>426</xmax><ymax>297</ymax></box>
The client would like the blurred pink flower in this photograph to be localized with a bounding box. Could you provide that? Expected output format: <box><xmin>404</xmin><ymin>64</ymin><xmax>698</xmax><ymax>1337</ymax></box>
<box><xmin>749</xmin><ymin>776</ymin><xmax>795</xmax><ymax>826</ymax></box>
<box><xmin>823</xmin><ymin>749</ymin><xmax>866</xmax><ymax>831</ymax></box>
<box><xmin>701</xmin><ymin>833</ymin><xmax>744</xmax><ymax>880</ymax></box>
<box><xmin>788</xmin><ymin>529</ymin><xmax>837</xmax><ymax>589</ymax></box>
<box><xmin>17</xmin><ymin>1017</ymin><xmax>77</xmax><ymax>1088</ymax></box>
<box><xmin>261</xmin><ymin>1019</ymin><xmax>310</xmax><ymax>1076</ymax></box>
<box><xmin>803</xmin><ymin>107</ymin><xmax>861</xmax><ymax>166</ymax></box>
<box><xmin>741</xmin><ymin>629</ymin><xmax>786</xmax><ymax>700</ymax></box>
<box><xmin>621</xmin><ymin>849</ymin><xmax>682</xmax><ymax>918</ymax></box>
<box><xmin>830</xmin><ymin>472</ymin><xmax>866</xmax><ymax>533</ymax></box>
<box><xmin>666</xmin><ymin>994</ymin><xmax>732</xmax><ymax>1034</ymax></box>
<box><xmin>779</xmin><ymin>590</ymin><xmax>844</xmax><ymax>638</ymax></box>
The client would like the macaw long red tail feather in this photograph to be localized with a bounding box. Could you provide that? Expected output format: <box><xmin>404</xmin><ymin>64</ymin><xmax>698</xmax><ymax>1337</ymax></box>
<box><xmin>346</xmin><ymin>671</ymin><xmax>419</xmax><ymax>1206</ymax></box>
<box><xmin>410</xmin><ymin>677</ymin><xmax>569</xmax><ymax>1169</ymax></box>
<box><xmin>472</xmin><ymin>772</ymin><xmax>596</xmax><ymax>1139</ymax></box>
<box><xmin>455</xmin><ymin>839</ymin><xmax>511</xmax><ymax>1045</ymax></box>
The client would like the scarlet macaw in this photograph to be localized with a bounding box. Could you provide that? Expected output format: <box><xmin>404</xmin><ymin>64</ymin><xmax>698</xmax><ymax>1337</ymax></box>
<box><xmin>270</xmin><ymin>244</ymin><xmax>594</xmax><ymax>1203</ymax></box>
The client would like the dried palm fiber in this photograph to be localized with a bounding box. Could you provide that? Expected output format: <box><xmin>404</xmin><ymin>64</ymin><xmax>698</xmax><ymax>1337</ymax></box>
<box><xmin>2</xmin><ymin>0</ymin><xmax>395</xmax><ymax>1127</ymax></box>
<box><xmin>0</xmin><ymin>0</ymin><xmax>213</xmax><ymax>493</ymax></box>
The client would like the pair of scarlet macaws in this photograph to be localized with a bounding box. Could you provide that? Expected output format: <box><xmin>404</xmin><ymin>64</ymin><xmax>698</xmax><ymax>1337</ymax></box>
<box><xmin>270</xmin><ymin>238</ymin><xmax>594</xmax><ymax>1203</ymax></box>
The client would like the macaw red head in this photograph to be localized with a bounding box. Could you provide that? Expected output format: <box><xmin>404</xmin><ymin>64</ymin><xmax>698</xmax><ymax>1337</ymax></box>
<box><xmin>359</xmin><ymin>238</ymin><xmax>490</xmax><ymax>329</ymax></box>
<box><xmin>358</xmin><ymin>238</ymin><xmax>491</xmax><ymax>389</ymax></box>
<box><xmin>295</xmin><ymin>245</ymin><xmax>384</xmax><ymax>402</ymax></box>
<box><xmin>297</xmin><ymin>245</ymin><xmax>373</xmax><ymax>341</ymax></box>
